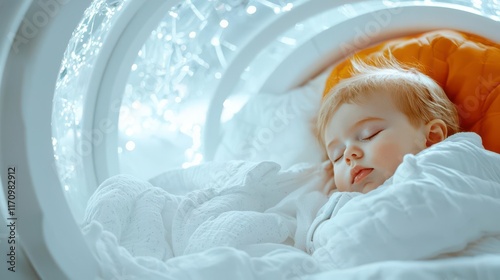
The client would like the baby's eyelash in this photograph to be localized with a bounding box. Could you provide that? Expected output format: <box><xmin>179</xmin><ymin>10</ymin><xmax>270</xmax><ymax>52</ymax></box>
<box><xmin>362</xmin><ymin>130</ymin><xmax>382</xmax><ymax>141</ymax></box>
<box><xmin>333</xmin><ymin>154</ymin><xmax>343</xmax><ymax>163</ymax></box>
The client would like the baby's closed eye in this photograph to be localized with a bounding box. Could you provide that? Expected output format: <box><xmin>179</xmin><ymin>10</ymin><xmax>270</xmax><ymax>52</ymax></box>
<box><xmin>360</xmin><ymin>129</ymin><xmax>383</xmax><ymax>141</ymax></box>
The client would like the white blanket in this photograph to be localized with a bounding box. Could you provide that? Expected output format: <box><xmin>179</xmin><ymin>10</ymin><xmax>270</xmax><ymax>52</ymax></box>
<box><xmin>308</xmin><ymin>132</ymin><xmax>500</xmax><ymax>268</ymax></box>
<box><xmin>81</xmin><ymin>160</ymin><xmax>333</xmax><ymax>273</ymax></box>
<box><xmin>81</xmin><ymin>132</ymin><xmax>500</xmax><ymax>279</ymax></box>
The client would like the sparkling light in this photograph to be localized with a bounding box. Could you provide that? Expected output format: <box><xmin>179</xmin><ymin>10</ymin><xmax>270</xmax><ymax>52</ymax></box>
<box><xmin>211</xmin><ymin>37</ymin><xmax>220</xmax><ymax>46</ymax></box>
<box><xmin>283</xmin><ymin>3</ymin><xmax>294</xmax><ymax>11</ymax></box>
<box><xmin>246</xmin><ymin>5</ymin><xmax>257</xmax><ymax>14</ymax></box>
<box><xmin>168</xmin><ymin>11</ymin><xmax>178</xmax><ymax>18</ymax></box>
<box><xmin>219</xmin><ymin>19</ymin><xmax>229</xmax><ymax>28</ymax></box>
<box><xmin>125</xmin><ymin>141</ymin><xmax>136</xmax><ymax>151</ymax></box>
<box><xmin>125</xmin><ymin>127</ymin><xmax>134</xmax><ymax>136</ymax></box>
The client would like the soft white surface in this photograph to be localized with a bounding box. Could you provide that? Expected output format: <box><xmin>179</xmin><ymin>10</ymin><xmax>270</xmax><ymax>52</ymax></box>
<box><xmin>213</xmin><ymin>68</ymin><xmax>330</xmax><ymax>169</ymax></box>
<box><xmin>81</xmin><ymin>132</ymin><xmax>500</xmax><ymax>279</ymax></box>
<box><xmin>81</xmin><ymin>160</ymin><xmax>333</xmax><ymax>268</ymax></box>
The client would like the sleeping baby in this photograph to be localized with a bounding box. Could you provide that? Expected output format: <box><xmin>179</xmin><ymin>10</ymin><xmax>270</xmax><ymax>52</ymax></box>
<box><xmin>306</xmin><ymin>57</ymin><xmax>500</xmax><ymax>267</ymax></box>
<box><xmin>316</xmin><ymin>57</ymin><xmax>460</xmax><ymax>194</ymax></box>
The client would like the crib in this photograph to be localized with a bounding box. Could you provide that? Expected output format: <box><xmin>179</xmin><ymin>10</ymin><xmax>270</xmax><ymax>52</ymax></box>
<box><xmin>1</xmin><ymin>0</ymin><xmax>500</xmax><ymax>279</ymax></box>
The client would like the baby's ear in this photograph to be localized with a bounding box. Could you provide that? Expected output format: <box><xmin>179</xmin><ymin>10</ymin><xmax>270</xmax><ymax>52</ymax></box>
<box><xmin>425</xmin><ymin>119</ymin><xmax>448</xmax><ymax>147</ymax></box>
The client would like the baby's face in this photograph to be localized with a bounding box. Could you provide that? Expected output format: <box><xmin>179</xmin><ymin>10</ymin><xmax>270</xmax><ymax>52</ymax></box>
<box><xmin>324</xmin><ymin>91</ymin><xmax>428</xmax><ymax>193</ymax></box>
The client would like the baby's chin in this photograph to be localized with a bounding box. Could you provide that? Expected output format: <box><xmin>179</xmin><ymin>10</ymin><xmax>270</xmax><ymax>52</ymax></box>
<box><xmin>361</xmin><ymin>182</ymin><xmax>381</xmax><ymax>193</ymax></box>
<box><xmin>339</xmin><ymin>178</ymin><xmax>385</xmax><ymax>193</ymax></box>
<box><xmin>342</xmin><ymin>182</ymin><xmax>380</xmax><ymax>193</ymax></box>
<box><xmin>361</xmin><ymin>173</ymin><xmax>396</xmax><ymax>193</ymax></box>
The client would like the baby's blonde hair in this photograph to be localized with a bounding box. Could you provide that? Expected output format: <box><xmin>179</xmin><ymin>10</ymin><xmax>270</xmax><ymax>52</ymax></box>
<box><xmin>316</xmin><ymin>57</ymin><xmax>460</xmax><ymax>147</ymax></box>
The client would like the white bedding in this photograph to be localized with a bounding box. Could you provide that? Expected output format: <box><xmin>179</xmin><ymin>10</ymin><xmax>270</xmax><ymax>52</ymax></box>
<box><xmin>81</xmin><ymin>132</ymin><xmax>500</xmax><ymax>279</ymax></box>
<box><xmin>213</xmin><ymin>67</ymin><xmax>330</xmax><ymax>169</ymax></box>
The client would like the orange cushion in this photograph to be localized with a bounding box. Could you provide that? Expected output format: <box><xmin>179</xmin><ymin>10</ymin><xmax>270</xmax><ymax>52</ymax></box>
<box><xmin>323</xmin><ymin>30</ymin><xmax>500</xmax><ymax>154</ymax></box>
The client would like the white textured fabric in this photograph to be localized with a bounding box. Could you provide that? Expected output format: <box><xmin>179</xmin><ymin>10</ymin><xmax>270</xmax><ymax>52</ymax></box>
<box><xmin>81</xmin><ymin>133</ymin><xmax>500</xmax><ymax>279</ymax></box>
<box><xmin>81</xmin><ymin>160</ymin><xmax>332</xmax><ymax>262</ymax></box>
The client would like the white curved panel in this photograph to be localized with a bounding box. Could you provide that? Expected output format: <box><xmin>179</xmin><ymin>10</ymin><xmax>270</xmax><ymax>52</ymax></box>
<box><xmin>0</xmin><ymin>1</ymin><xmax>99</xmax><ymax>279</ymax></box>
<box><xmin>90</xmin><ymin>0</ymin><xmax>180</xmax><ymax>185</ymax></box>
<box><xmin>262</xmin><ymin>2</ymin><xmax>500</xmax><ymax>94</ymax></box>
<box><xmin>0</xmin><ymin>0</ymin><xmax>31</xmax><ymax>84</ymax></box>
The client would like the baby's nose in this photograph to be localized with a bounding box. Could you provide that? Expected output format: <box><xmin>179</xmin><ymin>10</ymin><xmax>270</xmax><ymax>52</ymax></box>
<box><xmin>345</xmin><ymin>147</ymin><xmax>363</xmax><ymax>163</ymax></box>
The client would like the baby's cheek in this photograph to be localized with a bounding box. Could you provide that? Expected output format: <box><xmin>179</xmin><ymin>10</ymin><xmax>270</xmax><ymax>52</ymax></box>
<box><xmin>333</xmin><ymin>166</ymin><xmax>349</xmax><ymax>192</ymax></box>
<box><xmin>374</xmin><ymin>142</ymin><xmax>406</xmax><ymax>177</ymax></box>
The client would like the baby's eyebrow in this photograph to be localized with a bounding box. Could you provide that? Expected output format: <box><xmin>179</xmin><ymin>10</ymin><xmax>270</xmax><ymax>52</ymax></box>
<box><xmin>350</xmin><ymin>117</ymin><xmax>384</xmax><ymax>133</ymax></box>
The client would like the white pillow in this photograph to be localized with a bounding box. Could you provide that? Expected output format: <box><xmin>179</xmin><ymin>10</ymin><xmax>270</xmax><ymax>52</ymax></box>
<box><xmin>213</xmin><ymin>68</ymin><xmax>330</xmax><ymax>169</ymax></box>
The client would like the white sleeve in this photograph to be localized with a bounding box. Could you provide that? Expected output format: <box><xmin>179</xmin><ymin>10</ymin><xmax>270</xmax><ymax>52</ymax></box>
<box><xmin>306</xmin><ymin>191</ymin><xmax>362</xmax><ymax>254</ymax></box>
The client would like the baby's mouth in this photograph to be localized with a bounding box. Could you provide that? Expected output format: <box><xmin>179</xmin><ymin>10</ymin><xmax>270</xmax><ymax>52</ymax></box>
<box><xmin>352</xmin><ymin>168</ymin><xmax>374</xmax><ymax>184</ymax></box>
